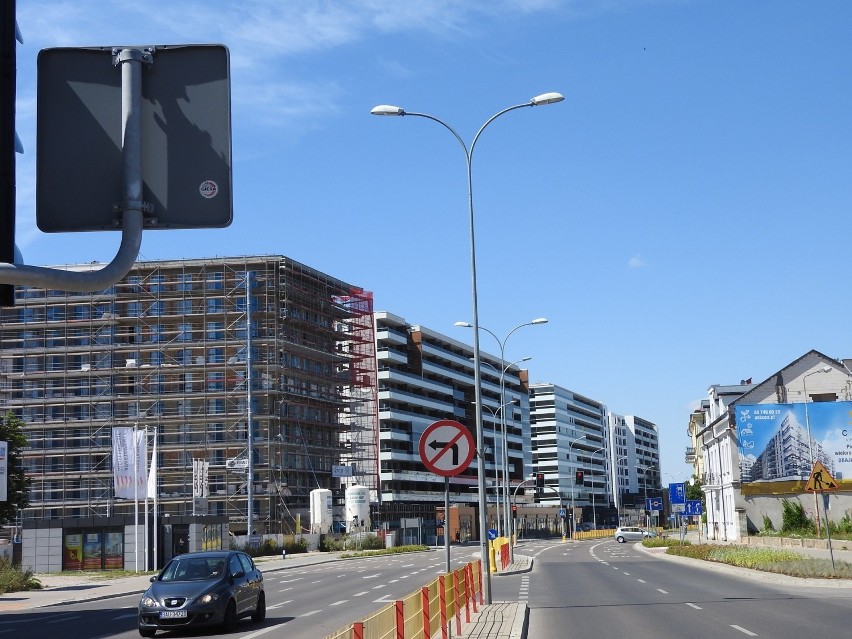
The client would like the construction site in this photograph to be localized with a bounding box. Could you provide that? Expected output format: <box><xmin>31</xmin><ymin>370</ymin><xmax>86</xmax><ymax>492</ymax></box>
<box><xmin>0</xmin><ymin>255</ymin><xmax>378</xmax><ymax>538</ymax></box>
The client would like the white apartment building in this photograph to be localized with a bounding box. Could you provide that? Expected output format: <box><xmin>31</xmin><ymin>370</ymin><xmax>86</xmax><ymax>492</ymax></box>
<box><xmin>375</xmin><ymin>312</ymin><xmax>530</xmax><ymax>508</ymax></box>
<box><xmin>530</xmin><ymin>382</ymin><xmax>660</xmax><ymax>528</ymax></box>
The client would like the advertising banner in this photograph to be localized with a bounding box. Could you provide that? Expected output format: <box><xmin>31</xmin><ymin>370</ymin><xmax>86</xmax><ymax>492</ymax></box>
<box><xmin>83</xmin><ymin>532</ymin><xmax>102</xmax><ymax>570</ymax></box>
<box><xmin>735</xmin><ymin>402</ymin><xmax>852</xmax><ymax>487</ymax></box>
<box><xmin>63</xmin><ymin>533</ymin><xmax>83</xmax><ymax>571</ymax></box>
<box><xmin>104</xmin><ymin>531</ymin><xmax>124</xmax><ymax>569</ymax></box>
<box><xmin>112</xmin><ymin>427</ymin><xmax>148</xmax><ymax>500</ymax></box>
<box><xmin>192</xmin><ymin>459</ymin><xmax>210</xmax><ymax>498</ymax></box>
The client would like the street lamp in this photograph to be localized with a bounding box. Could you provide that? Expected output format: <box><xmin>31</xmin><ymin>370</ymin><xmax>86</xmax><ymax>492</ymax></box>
<box><xmin>803</xmin><ymin>366</ymin><xmax>831</xmax><ymax>536</ymax></box>
<box><xmin>457</xmin><ymin>319</ymin><xmax>547</xmax><ymax>560</ymax></box>
<box><xmin>586</xmin><ymin>447</ymin><xmax>606</xmax><ymax>530</ymax></box>
<box><xmin>568</xmin><ymin>435</ymin><xmax>587</xmax><ymax>536</ymax></box>
<box><xmin>373</xmin><ymin>93</ymin><xmax>563</xmax><ymax>603</ymax></box>
<box><xmin>641</xmin><ymin>467</ymin><xmax>655</xmax><ymax>528</ymax></box>
<box><xmin>479</xmin><ymin>396</ymin><xmax>522</xmax><ymax>536</ymax></box>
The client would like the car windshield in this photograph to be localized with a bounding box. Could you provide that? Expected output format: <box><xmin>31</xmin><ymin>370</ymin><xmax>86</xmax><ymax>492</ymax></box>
<box><xmin>159</xmin><ymin>557</ymin><xmax>226</xmax><ymax>582</ymax></box>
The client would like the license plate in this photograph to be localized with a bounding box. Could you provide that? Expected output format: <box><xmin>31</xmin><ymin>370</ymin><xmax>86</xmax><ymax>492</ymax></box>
<box><xmin>160</xmin><ymin>610</ymin><xmax>188</xmax><ymax>619</ymax></box>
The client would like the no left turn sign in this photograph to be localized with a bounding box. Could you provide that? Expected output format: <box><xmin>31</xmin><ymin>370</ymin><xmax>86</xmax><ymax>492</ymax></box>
<box><xmin>418</xmin><ymin>420</ymin><xmax>475</xmax><ymax>477</ymax></box>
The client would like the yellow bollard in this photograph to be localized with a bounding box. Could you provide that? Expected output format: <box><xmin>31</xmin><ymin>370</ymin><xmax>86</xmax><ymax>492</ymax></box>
<box><xmin>489</xmin><ymin>540</ymin><xmax>497</xmax><ymax>573</ymax></box>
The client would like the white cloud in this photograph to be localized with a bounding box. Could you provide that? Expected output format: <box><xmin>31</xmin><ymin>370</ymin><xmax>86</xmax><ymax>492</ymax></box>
<box><xmin>628</xmin><ymin>254</ymin><xmax>646</xmax><ymax>269</ymax></box>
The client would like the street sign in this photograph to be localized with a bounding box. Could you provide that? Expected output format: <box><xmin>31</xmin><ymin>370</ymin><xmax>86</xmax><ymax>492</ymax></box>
<box><xmin>487</xmin><ymin>529</ymin><xmax>498</xmax><ymax>541</ymax></box>
<box><xmin>805</xmin><ymin>460</ymin><xmax>839</xmax><ymax>492</ymax></box>
<box><xmin>36</xmin><ymin>44</ymin><xmax>232</xmax><ymax>232</ymax></box>
<box><xmin>669</xmin><ymin>482</ymin><xmax>686</xmax><ymax>505</ymax></box>
<box><xmin>646</xmin><ymin>497</ymin><xmax>663</xmax><ymax>511</ymax></box>
<box><xmin>418</xmin><ymin>420</ymin><xmax>475</xmax><ymax>477</ymax></box>
<box><xmin>559</xmin><ymin>509</ymin><xmax>566</xmax><ymax>518</ymax></box>
<box><xmin>685</xmin><ymin>500</ymin><xmax>703</xmax><ymax>516</ymax></box>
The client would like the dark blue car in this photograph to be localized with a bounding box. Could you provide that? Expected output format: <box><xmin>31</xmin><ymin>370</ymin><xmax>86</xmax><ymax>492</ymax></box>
<box><xmin>138</xmin><ymin>550</ymin><xmax>265</xmax><ymax>636</ymax></box>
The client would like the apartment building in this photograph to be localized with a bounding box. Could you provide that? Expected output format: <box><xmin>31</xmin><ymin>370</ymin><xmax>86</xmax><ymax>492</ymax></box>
<box><xmin>375</xmin><ymin>312</ymin><xmax>530</xmax><ymax>509</ymax></box>
<box><xmin>0</xmin><ymin>256</ymin><xmax>377</xmax><ymax>536</ymax></box>
<box><xmin>530</xmin><ymin>382</ymin><xmax>660</xmax><ymax>527</ymax></box>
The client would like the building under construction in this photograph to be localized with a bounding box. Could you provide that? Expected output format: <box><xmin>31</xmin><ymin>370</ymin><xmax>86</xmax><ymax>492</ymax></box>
<box><xmin>0</xmin><ymin>255</ymin><xmax>377</xmax><ymax>537</ymax></box>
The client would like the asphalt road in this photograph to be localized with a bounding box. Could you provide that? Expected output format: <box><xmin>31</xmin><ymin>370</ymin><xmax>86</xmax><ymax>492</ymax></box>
<box><xmin>520</xmin><ymin>539</ymin><xmax>852</xmax><ymax>638</ymax></box>
<box><xmin>0</xmin><ymin>547</ymin><xmax>482</xmax><ymax>639</ymax></box>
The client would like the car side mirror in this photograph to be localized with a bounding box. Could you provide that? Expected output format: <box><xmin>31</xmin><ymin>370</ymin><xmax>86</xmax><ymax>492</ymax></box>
<box><xmin>232</xmin><ymin>570</ymin><xmax>245</xmax><ymax>579</ymax></box>
<box><xmin>149</xmin><ymin>576</ymin><xmax>157</xmax><ymax>582</ymax></box>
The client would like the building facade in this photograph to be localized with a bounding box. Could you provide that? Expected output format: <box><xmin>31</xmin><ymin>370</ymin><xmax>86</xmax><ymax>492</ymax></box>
<box><xmin>374</xmin><ymin>312</ymin><xmax>530</xmax><ymax>513</ymax></box>
<box><xmin>0</xmin><ymin>256</ymin><xmax>377</xmax><ymax>536</ymax></box>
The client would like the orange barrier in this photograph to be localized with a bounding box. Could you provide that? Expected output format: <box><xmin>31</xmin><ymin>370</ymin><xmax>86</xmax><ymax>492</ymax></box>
<box><xmin>324</xmin><ymin>559</ymin><xmax>484</xmax><ymax>639</ymax></box>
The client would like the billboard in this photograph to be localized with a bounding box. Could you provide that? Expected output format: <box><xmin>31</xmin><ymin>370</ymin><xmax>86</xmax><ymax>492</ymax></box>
<box><xmin>735</xmin><ymin>402</ymin><xmax>852</xmax><ymax>487</ymax></box>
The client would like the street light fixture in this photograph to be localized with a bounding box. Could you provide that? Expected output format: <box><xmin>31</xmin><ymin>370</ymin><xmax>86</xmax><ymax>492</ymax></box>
<box><xmin>803</xmin><ymin>366</ymin><xmax>831</xmax><ymax>536</ymax></box>
<box><xmin>586</xmin><ymin>446</ymin><xmax>606</xmax><ymax>530</ymax></box>
<box><xmin>372</xmin><ymin>93</ymin><xmax>563</xmax><ymax>603</ymax></box>
<box><xmin>459</xmin><ymin>319</ymin><xmax>546</xmax><ymax>560</ymax></box>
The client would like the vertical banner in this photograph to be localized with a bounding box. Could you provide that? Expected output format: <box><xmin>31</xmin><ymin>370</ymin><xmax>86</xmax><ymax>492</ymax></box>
<box><xmin>0</xmin><ymin>440</ymin><xmax>7</xmax><ymax>502</ymax></box>
<box><xmin>147</xmin><ymin>435</ymin><xmax>157</xmax><ymax>500</ymax></box>
<box><xmin>112</xmin><ymin>427</ymin><xmax>148</xmax><ymax>499</ymax></box>
<box><xmin>63</xmin><ymin>532</ymin><xmax>83</xmax><ymax>570</ymax></box>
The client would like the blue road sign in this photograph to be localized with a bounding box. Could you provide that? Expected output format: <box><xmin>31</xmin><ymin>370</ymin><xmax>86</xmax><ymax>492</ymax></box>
<box><xmin>559</xmin><ymin>509</ymin><xmax>566</xmax><ymax>517</ymax></box>
<box><xmin>669</xmin><ymin>482</ymin><xmax>686</xmax><ymax>505</ymax></box>
<box><xmin>685</xmin><ymin>500</ymin><xmax>703</xmax><ymax>516</ymax></box>
<box><xmin>487</xmin><ymin>528</ymin><xmax>498</xmax><ymax>541</ymax></box>
<box><xmin>646</xmin><ymin>497</ymin><xmax>663</xmax><ymax>511</ymax></box>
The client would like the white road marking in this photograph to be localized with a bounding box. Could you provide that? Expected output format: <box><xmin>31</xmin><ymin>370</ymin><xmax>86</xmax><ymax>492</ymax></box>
<box><xmin>301</xmin><ymin>610</ymin><xmax>322</xmax><ymax>617</ymax></box>
<box><xmin>363</xmin><ymin>574</ymin><xmax>380</xmax><ymax>579</ymax></box>
<box><xmin>657</xmin><ymin>589</ymin><xmax>669</xmax><ymax>594</ymax></box>
<box><xmin>731</xmin><ymin>626</ymin><xmax>758</xmax><ymax>636</ymax></box>
<box><xmin>685</xmin><ymin>603</ymin><xmax>702</xmax><ymax>610</ymax></box>
<box><xmin>353</xmin><ymin>591</ymin><xmax>369</xmax><ymax>597</ymax></box>
<box><xmin>330</xmin><ymin>600</ymin><xmax>348</xmax><ymax>606</ymax></box>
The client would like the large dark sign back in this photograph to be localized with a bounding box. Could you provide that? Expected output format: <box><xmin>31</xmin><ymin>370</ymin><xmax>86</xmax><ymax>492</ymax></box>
<box><xmin>36</xmin><ymin>44</ymin><xmax>232</xmax><ymax>232</ymax></box>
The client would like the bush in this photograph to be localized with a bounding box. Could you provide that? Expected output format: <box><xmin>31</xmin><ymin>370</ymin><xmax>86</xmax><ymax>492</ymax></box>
<box><xmin>762</xmin><ymin>514</ymin><xmax>775</xmax><ymax>533</ymax></box>
<box><xmin>666</xmin><ymin>543</ymin><xmax>852</xmax><ymax>578</ymax></box>
<box><xmin>781</xmin><ymin>499</ymin><xmax>814</xmax><ymax>535</ymax></box>
<box><xmin>0</xmin><ymin>556</ymin><xmax>41</xmax><ymax>594</ymax></box>
<box><xmin>233</xmin><ymin>536</ymin><xmax>308</xmax><ymax>558</ymax></box>
<box><xmin>642</xmin><ymin>538</ymin><xmax>691</xmax><ymax>548</ymax></box>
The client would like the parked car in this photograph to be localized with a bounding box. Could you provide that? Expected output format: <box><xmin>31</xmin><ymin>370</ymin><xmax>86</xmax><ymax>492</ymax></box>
<box><xmin>613</xmin><ymin>526</ymin><xmax>657</xmax><ymax>543</ymax></box>
<box><xmin>138</xmin><ymin>550</ymin><xmax>265</xmax><ymax>637</ymax></box>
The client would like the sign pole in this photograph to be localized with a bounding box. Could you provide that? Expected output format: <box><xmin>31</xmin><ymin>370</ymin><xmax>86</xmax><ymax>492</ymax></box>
<box><xmin>445</xmin><ymin>477</ymin><xmax>451</xmax><ymax>575</ymax></box>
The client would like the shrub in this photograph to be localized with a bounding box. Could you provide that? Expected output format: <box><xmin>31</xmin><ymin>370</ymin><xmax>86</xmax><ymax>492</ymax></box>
<box><xmin>780</xmin><ymin>499</ymin><xmax>814</xmax><ymax>535</ymax></box>
<box><xmin>0</xmin><ymin>556</ymin><xmax>41</xmax><ymax>594</ymax></box>
<box><xmin>762</xmin><ymin>514</ymin><xmax>775</xmax><ymax>533</ymax></box>
<box><xmin>642</xmin><ymin>538</ymin><xmax>691</xmax><ymax>548</ymax></box>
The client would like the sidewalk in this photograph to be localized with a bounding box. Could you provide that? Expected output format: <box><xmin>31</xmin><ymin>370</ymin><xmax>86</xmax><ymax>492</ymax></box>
<box><xmin>460</xmin><ymin>553</ymin><xmax>533</xmax><ymax>639</ymax></box>
<box><xmin>0</xmin><ymin>550</ymin><xmax>345</xmax><ymax>612</ymax></box>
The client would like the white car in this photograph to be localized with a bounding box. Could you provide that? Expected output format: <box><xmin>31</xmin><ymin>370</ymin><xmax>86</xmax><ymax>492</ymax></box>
<box><xmin>613</xmin><ymin>526</ymin><xmax>656</xmax><ymax>543</ymax></box>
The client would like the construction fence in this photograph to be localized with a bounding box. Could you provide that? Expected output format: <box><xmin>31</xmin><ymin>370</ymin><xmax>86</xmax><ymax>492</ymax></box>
<box><xmin>324</xmin><ymin>559</ymin><xmax>483</xmax><ymax>639</ymax></box>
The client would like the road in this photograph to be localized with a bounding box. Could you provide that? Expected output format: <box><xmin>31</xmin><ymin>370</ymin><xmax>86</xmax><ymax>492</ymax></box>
<box><xmin>509</xmin><ymin>538</ymin><xmax>852</xmax><ymax>638</ymax></box>
<box><xmin>0</xmin><ymin>547</ymin><xmax>481</xmax><ymax>639</ymax></box>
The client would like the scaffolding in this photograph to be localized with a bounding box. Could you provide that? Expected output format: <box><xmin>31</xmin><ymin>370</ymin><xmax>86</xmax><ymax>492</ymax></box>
<box><xmin>0</xmin><ymin>256</ymin><xmax>378</xmax><ymax>534</ymax></box>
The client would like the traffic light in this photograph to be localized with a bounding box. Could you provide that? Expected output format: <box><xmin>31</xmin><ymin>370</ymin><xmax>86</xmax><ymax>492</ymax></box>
<box><xmin>512</xmin><ymin>505</ymin><xmax>517</xmax><ymax>518</ymax></box>
<box><xmin>535</xmin><ymin>472</ymin><xmax>545</xmax><ymax>490</ymax></box>
<box><xmin>1</xmin><ymin>0</ymin><xmax>22</xmax><ymax>306</ymax></box>
<box><xmin>575</xmin><ymin>470</ymin><xmax>584</xmax><ymax>485</ymax></box>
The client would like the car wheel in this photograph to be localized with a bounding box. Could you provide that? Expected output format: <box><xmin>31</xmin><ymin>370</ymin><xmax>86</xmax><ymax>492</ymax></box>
<box><xmin>616</xmin><ymin>536</ymin><xmax>625</xmax><ymax>543</ymax></box>
<box><xmin>251</xmin><ymin>592</ymin><xmax>266</xmax><ymax>623</ymax></box>
<box><xmin>222</xmin><ymin>600</ymin><xmax>237</xmax><ymax>632</ymax></box>
<box><xmin>138</xmin><ymin>629</ymin><xmax>156</xmax><ymax>638</ymax></box>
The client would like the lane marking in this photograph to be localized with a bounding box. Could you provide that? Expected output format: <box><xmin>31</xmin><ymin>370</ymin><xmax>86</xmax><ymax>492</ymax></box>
<box><xmin>657</xmin><ymin>589</ymin><xmax>668</xmax><ymax>594</ymax></box>
<box><xmin>637</xmin><ymin>579</ymin><xmax>646</xmax><ymax>583</ymax></box>
<box><xmin>731</xmin><ymin>626</ymin><xmax>757</xmax><ymax>636</ymax></box>
<box><xmin>685</xmin><ymin>603</ymin><xmax>702</xmax><ymax>610</ymax></box>
<box><xmin>301</xmin><ymin>610</ymin><xmax>322</xmax><ymax>617</ymax></box>
<box><xmin>330</xmin><ymin>600</ymin><xmax>347</xmax><ymax>606</ymax></box>
<box><xmin>363</xmin><ymin>574</ymin><xmax>380</xmax><ymax>579</ymax></box>
<box><xmin>353</xmin><ymin>591</ymin><xmax>369</xmax><ymax>597</ymax></box>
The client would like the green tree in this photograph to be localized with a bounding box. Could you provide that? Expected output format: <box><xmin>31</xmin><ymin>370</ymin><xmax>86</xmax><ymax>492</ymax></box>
<box><xmin>0</xmin><ymin>412</ymin><xmax>30</xmax><ymax>527</ymax></box>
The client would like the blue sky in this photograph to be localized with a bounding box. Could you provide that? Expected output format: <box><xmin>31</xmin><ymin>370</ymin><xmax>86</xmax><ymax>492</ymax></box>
<box><xmin>11</xmin><ymin>1</ymin><xmax>852</xmax><ymax>483</ymax></box>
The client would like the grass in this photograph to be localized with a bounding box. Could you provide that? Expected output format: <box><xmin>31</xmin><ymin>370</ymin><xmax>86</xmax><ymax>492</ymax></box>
<box><xmin>339</xmin><ymin>545</ymin><xmax>429</xmax><ymax>559</ymax></box>
<box><xmin>665</xmin><ymin>543</ymin><xmax>852</xmax><ymax>579</ymax></box>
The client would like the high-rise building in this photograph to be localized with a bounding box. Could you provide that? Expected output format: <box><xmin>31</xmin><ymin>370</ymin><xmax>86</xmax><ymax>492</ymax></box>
<box><xmin>0</xmin><ymin>256</ymin><xmax>377</xmax><ymax>534</ymax></box>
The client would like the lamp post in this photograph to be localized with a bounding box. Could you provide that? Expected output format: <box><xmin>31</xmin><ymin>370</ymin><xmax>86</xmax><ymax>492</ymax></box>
<box><xmin>586</xmin><ymin>446</ymin><xmax>605</xmax><ymax>530</ymax></box>
<box><xmin>373</xmin><ymin>92</ymin><xmax>563</xmax><ymax>603</ymax></box>
<box><xmin>568</xmin><ymin>435</ymin><xmax>587</xmax><ymax>536</ymax></box>
<box><xmin>803</xmin><ymin>366</ymin><xmax>831</xmax><ymax>536</ymax></box>
<box><xmin>640</xmin><ymin>467</ymin><xmax>656</xmax><ymax>528</ymax></box>
<box><xmin>464</xmin><ymin>342</ymin><xmax>540</xmax><ymax>558</ymax></box>
<box><xmin>480</xmin><ymin>397</ymin><xmax>522</xmax><ymax>536</ymax></box>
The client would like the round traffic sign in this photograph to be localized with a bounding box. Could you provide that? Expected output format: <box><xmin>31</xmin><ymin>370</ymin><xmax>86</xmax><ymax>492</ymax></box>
<box><xmin>418</xmin><ymin>420</ymin><xmax>475</xmax><ymax>477</ymax></box>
